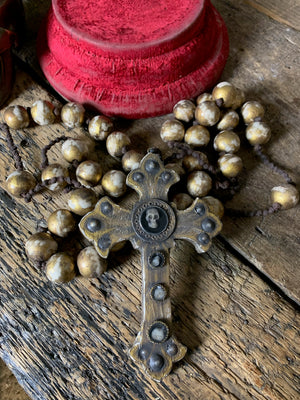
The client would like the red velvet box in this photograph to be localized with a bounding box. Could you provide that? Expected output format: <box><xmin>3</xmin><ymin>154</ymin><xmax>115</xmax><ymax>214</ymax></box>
<box><xmin>37</xmin><ymin>0</ymin><xmax>229</xmax><ymax>118</ymax></box>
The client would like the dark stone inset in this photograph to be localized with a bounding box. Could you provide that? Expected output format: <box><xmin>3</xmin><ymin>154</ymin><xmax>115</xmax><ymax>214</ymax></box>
<box><xmin>148</xmin><ymin>321</ymin><xmax>169</xmax><ymax>343</ymax></box>
<box><xmin>145</xmin><ymin>159</ymin><xmax>159</xmax><ymax>173</ymax></box>
<box><xmin>166</xmin><ymin>343</ymin><xmax>178</xmax><ymax>356</ymax></box>
<box><xmin>149</xmin><ymin>253</ymin><xmax>165</xmax><ymax>268</ymax></box>
<box><xmin>161</xmin><ymin>171</ymin><xmax>172</xmax><ymax>183</ymax></box>
<box><xmin>101</xmin><ymin>201</ymin><xmax>113</xmax><ymax>215</ymax></box>
<box><xmin>148</xmin><ymin>354</ymin><xmax>165</xmax><ymax>372</ymax></box>
<box><xmin>197</xmin><ymin>232</ymin><xmax>210</xmax><ymax>245</ymax></box>
<box><xmin>201</xmin><ymin>218</ymin><xmax>216</xmax><ymax>233</ymax></box>
<box><xmin>98</xmin><ymin>234</ymin><xmax>111</xmax><ymax>250</ymax></box>
<box><xmin>194</xmin><ymin>203</ymin><xmax>206</xmax><ymax>216</ymax></box>
<box><xmin>140</xmin><ymin>206</ymin><xmax>169</xmax><ymax>234</ymax></box>
<box><xmin>86</xmin><ymin>217</ymin><xmax>101</xmax><ymax>232</ymax></box>
<box><xmin>132</xmin><ymin>172</ymin><xmax>144</xmax><ymax>182</ymax></box>
<box><xmin>151</xmin><ymin>284</ymin><xmax>168</xmax><ymax>301</ymax></box>
<box><xmin>138</xmin><ymin>346</ymin><xmax>149</xmax><ymax>361</ymax></box>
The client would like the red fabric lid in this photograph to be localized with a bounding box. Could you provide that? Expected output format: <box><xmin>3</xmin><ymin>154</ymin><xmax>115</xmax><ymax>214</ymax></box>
<box><xmin>37</xmin><ymin>0</ymin><xmax>229</xmax><ymax>118</ymax></box>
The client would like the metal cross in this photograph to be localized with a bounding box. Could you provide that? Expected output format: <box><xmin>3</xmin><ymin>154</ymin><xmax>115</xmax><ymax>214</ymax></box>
<box><xmin>79</xmin><ymin>151</ymin><xmax>222</xmax><ymax>381</ymax></box>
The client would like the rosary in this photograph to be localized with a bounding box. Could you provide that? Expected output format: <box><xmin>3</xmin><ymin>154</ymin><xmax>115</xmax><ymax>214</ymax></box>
<box><xmin>1</xmin><ymin>81</ymin><xmax>298</xmax><ymax>381</ymax></box>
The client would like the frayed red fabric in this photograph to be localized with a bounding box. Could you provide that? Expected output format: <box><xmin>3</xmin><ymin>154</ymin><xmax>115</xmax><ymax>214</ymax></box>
<box><xmin>37</xmin><ymin>0</ymin><xmax>229</xmax><ymax>118</ymax></box>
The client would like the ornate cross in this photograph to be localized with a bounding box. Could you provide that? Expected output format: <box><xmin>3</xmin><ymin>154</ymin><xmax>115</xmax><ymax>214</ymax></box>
<box><xmin>79</xmin><ymin>151</ymin><xmax>222</xmax><ymax>380</ymax></box>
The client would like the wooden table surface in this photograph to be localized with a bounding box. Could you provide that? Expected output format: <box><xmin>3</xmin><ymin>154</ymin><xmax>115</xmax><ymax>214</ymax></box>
<box><xmin>0</xmin><ymin>1</ymin><xmax>299</xmax><ymax>399</ymax></box>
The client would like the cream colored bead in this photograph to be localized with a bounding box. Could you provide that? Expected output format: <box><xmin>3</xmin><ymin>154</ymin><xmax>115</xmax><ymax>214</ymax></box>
<box><xmin>122</xmin><ymin>150</ymin><xmax>143</xmax><ymax>172</ymax></box>
<box><xmin>68</xmin><ymin>188</ymin><xmax>97</xmax><ymax>216</ymax></box>
<box><xmin>231</xmin><ymin>88</ymin><xmax>245</xmax><ymax>110</ymax></box>
<box><xmin>171</xmin><ymin>193</ymin><xmax>193</xmax><ymax>210</ymax></box>
<box><xmin>202</xmin><ymin>196</ymin><xmax>224</xmax><ymax>219</ymax></box>
<box><xmin>3</xmin><ymin>105</ymin><xmax>30</xmax><ymax>129</ymax></box>
<box><xmin>61</xmin><ymin>138</ymin><xmax>94</xmax><ymax>162</ymax></box>
<box><xmin>212</xmin><ymin>82</ymin><xmax>237</xmax><ymax>108</ymax></box>
<box><xmin>183</xmin><ymin>152</ymin><xmax>208</xmax><ymax>172</ymax></box>
<box><xmin>241</xmin><ymin>101</ymin><xmax>265</xmax><ymax>124</ymax></box>
<box><xmin>46</xmin><ymin>252</ymin><xmax>75</xmax><ymax>283</ymax></box>
<box><xmin>6</xmin><ymin>170</ymin><xmax>36</xmax><ymax>197</ymax></box>
<box><xmin>214</xmin><ymin>130</ymin><xmax>240</xmax><ymax>153</ymax></box>
<box><xmin>41</xmin><ymin>164</ymin><xmax>69</xmax><ymax>191</ymax></box>
<box><xmin>77</xmin><ymin>246</ymin><xmax>107</xmax><ymax>278</ymax></box>
<box><xmin>88</xmin><ymin>115</ymin><xmax>114</xmax><ymax>141</ymax></box>
<box><xmin>173</xmin><ymin>99</ymin><xmax>196</xmax><ymax>122</ymax></box>
<box><xmin>246</xmin><ymin>121</ymin><xmax>271</xmax><ymax>145</ymax></box>
<box><xmin>25</xmin><ymin>232</ymin><xmax>58</xmax><ymax>262</ymax></box>
<box><xmin>218</xmin><ymin>154</ymin><xmax>243</xmax><ymax>178</ymax></box>
<box><xmin>187</xmin><ymin>171</ymin><xmax>212</xmax><ymax>197</ymax></box>
<box><xmin>160</xmin><ymin>119</ymin><xmax>185</xmax><ymax>142</ymax></box>
<box><xmin>102</xmin><ymin>170</ymin><xmax>127</xmax><ymax>197</ymax></box>
<box><xmin>217</xmin><ymin>110</ymin><xmax>239</xmax><ymax>131</ymax></box>
<box><xmin>61</xmin><ymin>102</ymin><xmax>85</xmax><ymax>128</ymax></box>
<box><xmin>165</xmin><ymin>162</ymin><xmax>185</xmax><ymax>176</ymax></box>
<box><xmin>184</xmin><ymin>125</ymin><xmax>210</xmax><ymax>147</ymax></box>
<box><xmin>47</xmin><ymin>209</ymin><xmax>76</xmax><ymax>237</ymax></box>
<box><xmin>195</xmin><ymin>101</ymin><xmax>220</xmax><ymax>126</ymax></box>
<box><xmin>271</xmin><ymin>185</ymin><xmax>299</xmax><ymax>210</ymax></box>
<box><xmin>196</xmin><ymin>93</ymin><xmax>213</xmax><ymax>105</ymax></box>
<box><xmin>31</xmin><ymin>100</ymin><xmax>56</xmax><ymax>125</ymax></box>
<box><xmin>106</xmin><ymin>131</ymin><xmax>131</xmax><ymax>158</ymax></box>
<box><xmin>76</xmin><ymin>160</ymin><xmax>102</xmax><ymax>187</ymax></box>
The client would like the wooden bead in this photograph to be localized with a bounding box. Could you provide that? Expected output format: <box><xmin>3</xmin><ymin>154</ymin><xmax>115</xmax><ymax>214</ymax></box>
<box><xmin>3</xmin><ymin>105</ymin><xmax>30</xmax><ymax>129</ymax></box>
<box><xmin>6</xmin><ymin>170</ymin><xmax>36</xmax><ymax>197</ymax></box>
<box><xmin>217</xmin><ymin>110</ymin><xmax>239</xmax><ymax>131</ymax></box>
<box><xmin>47</xmin><ymin>209</ymin><xmax>76</xmax><ymax>237</ymax></box>
<box><xmin>184</xmin><ymin>125</ymin><xmax>210</xmax><ymax>147</ymax></box>
<box><xmin>102</xmin><ymin>170</ymin><xmax>127</xmax><ymax>197</ymax></box>
<box><xmin>30</xmin><ymin>100</ymin><xmax>56</xmax><ymax>125</ymax></box>
<box><xmin>61</xmin><ymin>102</ymin><xmax>85</xmax><ymax>128</ymax></box>
<box><xmin>68</xmin><ymin>188</ymin><xmax>97</xmax><ymax>216</ymax></box>
<box><xmin>218</xmin><ymin>154</ymin><xmax>243</xmax><ymax>177</ymax></box>
<box><xmin>160</xmin><ymin>119</ymin><xmax>185</xmax><ymax>142</ymax></box>
<box><xmin>165</xmin><ymin>162</ymin><xmax>185</xmax><ymax>177</ymax></box>
<box><xmin>231</xmin><ymin>88</ymin><xmax>245</xmax><ymax>110</ymax></box>
<box><xmin>122</xmin><ymin>150</ymin><xmax>143</xmax><ymax>172</ymax></box>
<box><xmin>187</xmin><ymin>171</ymin><xmax>212</xmax><ymax>197</ymax></box>
<box><xmin>182</xmin><ymin>152</ymin><xmax>208</xmax><ymax>172</ymax></box>
<box><xmin>212</xmin><ymin>82</ymin><xmax>237</xmax><ymax>108</ymax></box>
<box><xmin>202</xmin><ymin>196</ymin><xmax>224</xmax><ymax>219</ymax></box>
<box><xmin>25</xmin><ymin>232</ymin><xmax>58</xmax><ymax>262</ymax></box>
<box><xmin>241</xmin><ymin>101</ymin><xmax>265</xmax><ymax>124</ymax></box>
<box><xmin>213</xmin><ymin>130</ymin><xmax>240</xmax><ymax>153</ymax></box>
<box><xmin>76</xmin><ymin>160</ymin><xmax>102</xmax><ymax>187</ymax></box>
<box><xmin>77</xmin><ymin>246</ymin><xmax>107</xmax><ymax>277</ymax></box>
<box><xmin>271</xmin><ymin>185</ymin><xmax>299</xmax><ymax>210</ymax></box>
<box><xmin>106</xmin><ymin>131</ymin><xmax>131</xmax><ymax>158</ymax></box>
<box><xmin>41</xmin><ymin>163</ymin><xmax>69</xmax><ymax>191</ymax></box>
<box><xmin>173</xmin><ymin>99</ymin><xmax>196</xmax><ymax>122</ymax></box>
<box><xmin>246</xmin><ymin>121</ymin><xmax>271</xmax><ymax>145</ymax></box>
<box><xmin>195</xmin><ymin>101</ymin><xmax>220</xmax><ymax>126</ymax></box>
<box><xmin>88</xmin><ymin>115</ymin><xmax>113</xmax><ymax>141</ymax></box>
<box><xmin>171</xmin><ymin>193</ymin><xmax>193</xmax><ymax>210</ymax></box>
<box><xmin>61</xmin><ymin>138</ymin><xmax>94</xmax><ymax>162</ymax></box>
<box><xmin>196</xmin><ymin>93</ymin><xmax>213</xmax><ymax>105</ymax></box>
<box><xmin>46</xmin><ymin>252</ymin><xmax>75</xmax><ymax>283</ymax></box>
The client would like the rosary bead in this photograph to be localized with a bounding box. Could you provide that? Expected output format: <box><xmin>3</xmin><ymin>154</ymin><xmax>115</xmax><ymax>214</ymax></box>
<box><xmin>102</xmin><ymin>170</ymin><xmax>127</xmax><ymax>197</ymax></box>
<box><xmin>187</xmin><ymin>171</ymin><xmax>212</xmax><ymax>197</ymax></box>
<box><xmin>184</xmin><ymin>125</ymin><xmax>210</xmax><ymax>147</ymax></box>
<box><xmin>76</xmin><ymin>160</ymin><xmax>102</xmax><ymax>187</ymax></box>
<box><xmin>106</xmin><ymin>131</ymin><xmax>131</xmax><ymax>158</ymax></box>
<box><xmin>61</xmin><ymin>102</ymin><xmax>85</xmax><ymax>128</ymax></box>
<box><xmin>213</xmin><ymin>130</ymin><xmax>240</xmax><ymax>153</ymax></box>
<box><xmin>160</xmin><ymin>119</ymin><xmax>185</xmax><ymax>142</ymax></box>
<box><xmin>246</xmin><ymin>121</ymin><xmax>271</xmax><ymax>145</ymax></box>
<box><xmin>171</xmin><ymin>193</ymin><xmax>193</xmax><ymax>210</ymax></box>
<box><xmin>88</xmin><ymin>115</ymin><xmax>114</xmax><ymax>141</ymax></box>
<box><xmin>231</xmin><ymin>88</ymin><xmax>245</xmax><ymax>110</ymax></box>
<box><xmin>68</xmin><ymin>188</ymin><xmax>97</xmax><ymax>215</ymax></box>
<box><xmin>77</xmin><ymin>246</ymin><xmax>107</xmax><ymax>277</ymax></box>
<box><xmin>271</xmin><ymin>185</ymin><xmax>299</xmax><ymax>210</ymax></box>
<box><xmin>196</xmin><ymin>93</ymin><xmax>213</xmax><ymax>105</ymax></box>
<box><xmin>6</xmin><ymin>170</ymin><xmax>36</xmax><ymax>197</ymax></box>
<box><xmin>173</xmin><ymin>99</ymin><xmax>196</xmax><ymax>122</ymax></box>
<box><xmin>195</xmin><ymin>101</ymin><xmax>220</xmax><ymax>126</ymax></box>
<box><xmin>241</xmin><ymin>101</ymin><xmax>265</xmax><ymax>124</ymax></box>
<box><xmin>202</xmin><ymin>196</ymin><xmax>224</xmax><ymax>219</ymax></box>
<box><xmin>41</xmin><ymin>163</ymin><xmax>69</xmax><ymax>191</ymax></box>
<box><xmin>218</xmin><ymin>154</ymin><xmax>243</xmax><ymax>178</ymax></box>
<box><xmin>217</xmin><ymin>110</ymin><xmax>239</xmax><ymax>131</ymax></box>
<box><xmin>165</xmin><ymin>162</ymin><xmax>185</xmax><ymax>177</ymax></box>
<box><xmin>46</xmin><ymin>252</ymin><xmax>75</xmax><ymax>283</ymax></box>
<box><xmin>183</xmin><ymin>152</ymin><xmax>208</xmax><ymax>172</ymax></box>
<box><xmin>47</xmin><ymin>209</ymin><xmax>76</xmax><ymax>237</ymax></box>
<box><xmin>3</xmin><ymin>105</ymin><xmax>30</xmax><ymax>129</ymax></box>
<box><xmin>31</xmin><ymin>100</ymin><xmax>56</xmax><ymax>125</ymax></box>
<box><xmin>212</xmin><ymin>82</ymin><xmax>238</xmax><ymax>108</ymax></box>
<box><xmin>122</xmin><ymin>150</ymin><xmax>143</xmax><ymax>172</ymax></box>
<box><xmin>62</xmin><ymin>138</ymin><xmax>94</xmax><ymax>162</ymax></box>
<box><xmin>25</xmin><ymin>232</ymin><xmax>58</xmax><ymax>262</ymax></box>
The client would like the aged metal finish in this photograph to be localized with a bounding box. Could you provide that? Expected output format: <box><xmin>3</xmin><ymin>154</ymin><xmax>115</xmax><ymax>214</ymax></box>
<box><xmin>79</xmin><ymin>151</ymin><xmax>222</xmax><ymax>380</ymax></box>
